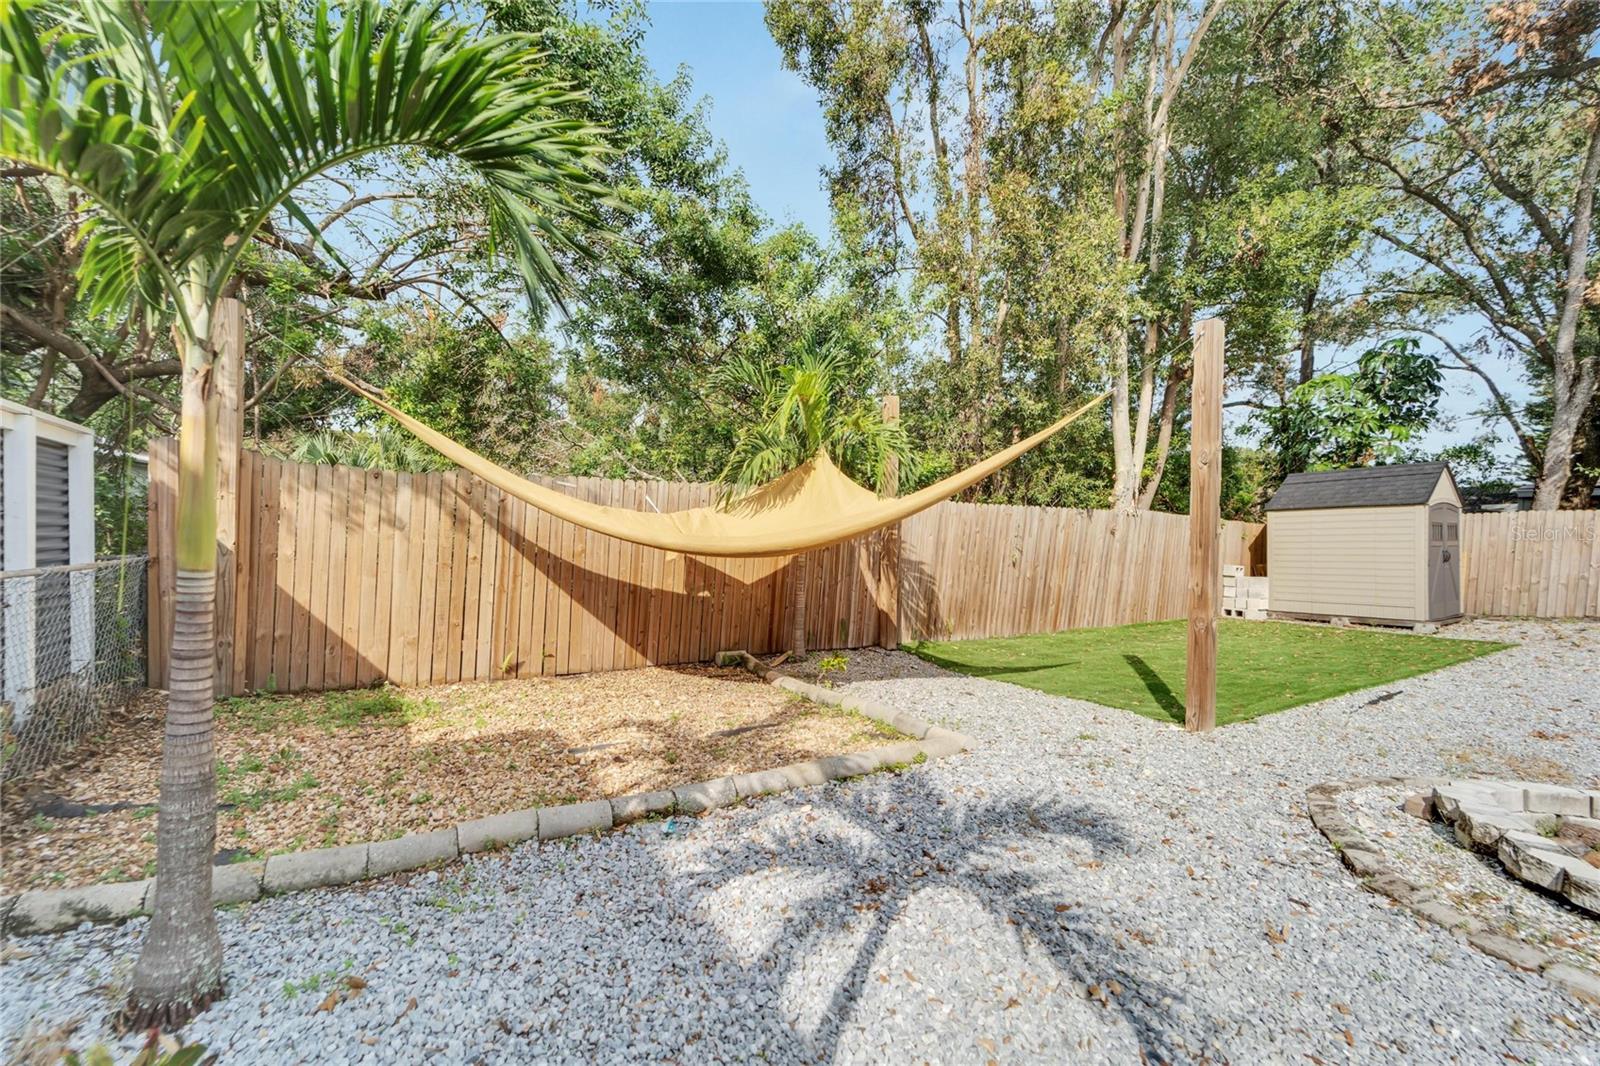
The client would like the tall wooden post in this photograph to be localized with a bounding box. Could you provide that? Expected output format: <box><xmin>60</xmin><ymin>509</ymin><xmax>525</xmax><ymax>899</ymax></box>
<box><xmin>877</xmin><ymin>394</ymin><xmax>901</xmax><ymax>648</ymax></box>
<box><xmin>1185</xmin><ymin>318</ymin><xmax>1223</xmax><ymax>732</ymax></box>
<box><xmin>212</xmin><ymin>298</ymin><xmax>244</xmax><ymax>695</ymax></box>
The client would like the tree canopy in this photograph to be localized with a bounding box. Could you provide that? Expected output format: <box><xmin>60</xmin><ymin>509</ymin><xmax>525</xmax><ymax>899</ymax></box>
<box><xmin>5</xmin><ymin>0</ymin><xmax>1596</xmax><ymax>524</ymax></box>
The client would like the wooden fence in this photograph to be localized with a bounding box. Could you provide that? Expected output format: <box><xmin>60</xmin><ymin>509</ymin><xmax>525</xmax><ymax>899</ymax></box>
<box><xmin>148</xmin><ymin>443</ymin><xmax>1600</xmax><ymax>694</ymax></box>
<box><xmin>898</xmin><ymin>503</ymin><xmax>1265</xmax><ymax>641</ymax></box>
<box><xmin>1461</xmin><ymin>511</ymin><xmax>1600</xmax><ymax>619</ymax></box>
<box><xmin>146</xmin><ymin>444</ymin><xmax>1266</xmax><ymax>693</ymax></box>
<box><xmin>147</xmin><ymin>445</ymin><xmax>895</xmax><ymax>694</ymax></box>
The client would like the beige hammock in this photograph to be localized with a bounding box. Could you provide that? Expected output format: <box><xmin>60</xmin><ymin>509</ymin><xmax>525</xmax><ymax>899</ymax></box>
<box><xmin>331</xmin><ymin>373</ymin><xmax>1106</xmax><ymax>557</ymax></box>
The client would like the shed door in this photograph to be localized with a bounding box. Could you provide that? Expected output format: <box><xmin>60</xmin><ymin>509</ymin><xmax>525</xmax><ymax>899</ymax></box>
<box><xmin>1427</xmin><ymin>502</ymin><xmax>1461</xmax><ymax>619</ymax></box>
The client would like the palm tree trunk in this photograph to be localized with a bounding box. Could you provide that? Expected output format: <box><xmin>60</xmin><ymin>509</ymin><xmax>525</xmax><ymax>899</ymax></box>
<box><xmin>123</xmin><ymin>309</ymin><xmax>224</xmax><ymax>1030</ymax></box>
<box><xmin>790</xmin><ymin>553</ymin><xmax>808</xmax><ymax>658</ymax></box>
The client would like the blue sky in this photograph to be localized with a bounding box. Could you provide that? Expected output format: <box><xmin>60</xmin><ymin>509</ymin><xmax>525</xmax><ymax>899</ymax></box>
<box><xmin>641</xmin><ymin>2</ymin><xmax>832</xmax><ymax>236</ymax></box>
<box><xmin>636</xmin><ymin>2</ymin><xmax>1525</xmax><ymax>470</ymax></box>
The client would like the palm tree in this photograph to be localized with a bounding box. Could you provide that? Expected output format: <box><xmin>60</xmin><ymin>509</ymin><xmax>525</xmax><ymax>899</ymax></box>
<box><xmin>715</xmin><ymin>344</ymin><xmax>913</xmax><ymax>657</ymax></box>
<box><xmin>1</xmin><ymin>0</ymin><xmax>611</xmax><ymax>1027</ymax></box>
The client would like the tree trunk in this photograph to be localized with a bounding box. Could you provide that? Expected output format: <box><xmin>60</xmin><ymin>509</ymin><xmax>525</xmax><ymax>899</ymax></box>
<box><xmin>1534</xmin><ymin>376</ymin><xmax>1597</xmax><ymax>510</ymax></box>
<box><xmin>790</xmin><ymin>553</ymin><xmax>808</xmax><ymax>658</ymax></box>
<box><xmin>1532</xmin><ymin>112</ymin><xmax>1600</xmax><ymax>511</ymax></box>
<box><xmin>1109</xmin><ymin>324</ymin><xmax>1136</xmax><ymax>511</ymax></box>
<box><xmin>1137</xmin><ymin>360</ymin><xmax>1188</xmax><ymax>510</ymax></box>
<box><xmin>122</xmin><ymin>299</ymin><xmax>225</xmax><ymax>1030</ymax></box>
<box><xmin>1297</xmin><ymin>283</ymin><xmax>1319</xmax><ymax>386</ymax></box>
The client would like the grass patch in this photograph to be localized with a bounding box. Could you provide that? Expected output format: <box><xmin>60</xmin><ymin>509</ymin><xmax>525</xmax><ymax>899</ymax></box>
<box><xmin>218</xmin><ymin>688</ymin><xmax>436</xmax><ymax>733</ymax></box>
<box><xmin>908</xmin><ymin>619</ymin><xmax>1511</xmax><ymax>726</ymax></box>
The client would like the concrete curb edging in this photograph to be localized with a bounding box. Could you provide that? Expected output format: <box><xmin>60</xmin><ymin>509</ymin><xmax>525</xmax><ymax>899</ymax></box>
<box><xmin>2</xmin><ymin>655</ymin><xmax>969</xmax><ymax>938</ymax></box>
<box><xmin>1307</xmin><ymin>776</ymin><xmax>1600</xmax><ymax>1007</ymax></box>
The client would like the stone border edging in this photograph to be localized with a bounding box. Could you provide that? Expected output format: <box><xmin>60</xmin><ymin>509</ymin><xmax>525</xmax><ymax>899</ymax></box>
<box><xmin>1307</xmin><ymin>776</ymin><xmax>1600</xmax><ymax>1008</ymax></box>
<box><xmin>2</xmin><ymin>654</ymin><xmax>970</xmax><ymax>938</ymax></box>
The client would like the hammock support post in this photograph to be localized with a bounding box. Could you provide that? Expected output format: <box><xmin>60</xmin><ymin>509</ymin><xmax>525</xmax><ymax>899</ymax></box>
<box><xmin>1185</xmin><ymin>318</ymin><xmax>1224</xmax><ymax>733</ymax></box>
<box><xmin>213</xmin><ymin>298</ymin><xmax>245</xmax><ymax>697</ymax></box>
<box><xmin>877</xmin><ymin>393</ymin><xmax>901</xmax><ymax>649</ymax></box>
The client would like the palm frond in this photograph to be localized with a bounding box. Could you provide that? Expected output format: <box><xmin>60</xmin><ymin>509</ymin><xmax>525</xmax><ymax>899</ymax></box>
<box><xmin>0</xmin><ymin>0</ymin><xmax>615</xmax><ymax>325</ymax></box>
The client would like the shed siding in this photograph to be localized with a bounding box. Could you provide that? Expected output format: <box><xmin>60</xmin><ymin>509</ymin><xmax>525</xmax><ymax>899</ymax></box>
<box><xmin>1427</xmin><ymin>471</ymin><xmax>1462</xmax><ymax>507</ymax></box>
<box><xmin>1268</xmin><ymin>506</ymin><xmax>1422</xmax><ymax>621</ymax></box>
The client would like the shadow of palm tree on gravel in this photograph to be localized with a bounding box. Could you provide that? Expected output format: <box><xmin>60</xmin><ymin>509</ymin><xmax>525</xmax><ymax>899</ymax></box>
<box><xmin>664</xmin><ymin>770</ymin><xmax>1188</xmax><ymax>1064</ymax></box>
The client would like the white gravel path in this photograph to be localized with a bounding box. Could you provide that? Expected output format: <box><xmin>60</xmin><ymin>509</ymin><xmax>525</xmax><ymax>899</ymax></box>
<box><xmin>4</xmin><ymin>620</ymin><xmax>1599</xmax><ymax>1064</ymax></box>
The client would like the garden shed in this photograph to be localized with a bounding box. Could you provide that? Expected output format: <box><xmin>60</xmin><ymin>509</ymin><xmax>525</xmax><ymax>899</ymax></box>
<box><xmin>1264</xmin><ymin>462</ymin><xmax>1463</xmax><ymax>627</ymax></box>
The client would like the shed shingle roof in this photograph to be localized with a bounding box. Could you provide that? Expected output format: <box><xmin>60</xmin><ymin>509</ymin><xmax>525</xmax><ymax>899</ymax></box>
<box><xmin>1264</xmin><ymin>462</ymin><xmax>1451</xmax><ymax>512</ymax></box>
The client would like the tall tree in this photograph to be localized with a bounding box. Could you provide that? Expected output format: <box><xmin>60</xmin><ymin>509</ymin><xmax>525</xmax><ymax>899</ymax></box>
<box><xmin>1333</xmin><ymin>0</ymin><xmax>1600</xmax><ymax>508</ymax></box>
<box><xmin>0</xmin><ymin>0</ymin><xmax>611</xmax><ymax>1025</ymax></box>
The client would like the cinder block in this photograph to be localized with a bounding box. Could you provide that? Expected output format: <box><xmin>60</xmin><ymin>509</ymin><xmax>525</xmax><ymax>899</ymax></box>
<box><xmin>264</xmin><ymin>843</ymin><xmax>368</xmax><ymax>894</ymax></box>
<box><xmin>539</xmin><ymin>800</ymin><xmax>613</xmax><ymax>840</ymax></box>
<box><xmin>368</xmin><ymin>828</ymin><xmax>459</xmax><ymax>877</ymax></box>
<box><xmin>456</xmin><ymin>808</ymin><xmax>539</xmax><ymax>853</ymax></box>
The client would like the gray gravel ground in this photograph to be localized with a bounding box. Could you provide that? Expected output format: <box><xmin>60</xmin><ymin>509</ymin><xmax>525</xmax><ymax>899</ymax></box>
<box><xmin>4</xmin><ymin>619</ymin><xmax>1599</xmax><ymax>1064</ymax></box>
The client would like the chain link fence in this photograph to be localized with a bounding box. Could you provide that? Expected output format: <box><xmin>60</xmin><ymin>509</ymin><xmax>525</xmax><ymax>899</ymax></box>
<box><xmin>1</xmin><ymin>556</ymin><xmax>147</xmax><ymax>781</ymax></box>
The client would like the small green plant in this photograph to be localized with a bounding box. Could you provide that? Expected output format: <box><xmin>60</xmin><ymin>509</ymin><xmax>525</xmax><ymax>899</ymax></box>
<box><xmin>282</xmin><ymin>959</ymin><xmax>354</xmax><ymax>999</ymax></box>
<box><xmin>221</xmin><ymin>771</ymin><xmax>319</xmax><ymax>812</ymax></box>
<box><xmin>1536</xmin><ymin>816</ymin><xmax>1560</xmax><ymax>838</ymax></box>
<box><xmin>380</xmin><ymin>916</ymin><xmax>417</xmax><ymax>945</ymax></box>
<box><xmin>68</xmin><ymin>1037</ymin><xmax>209</xmax><ymax>1066</ymax></box>
<box><xmin>268</xmin><ymin>745</ymin><xmax>302</xmax><ymax>770</ymax></box>
<box><xmin>816</xmin><ymin>653</ymin><xmax>849</xmax><ymax>686</ymax></box>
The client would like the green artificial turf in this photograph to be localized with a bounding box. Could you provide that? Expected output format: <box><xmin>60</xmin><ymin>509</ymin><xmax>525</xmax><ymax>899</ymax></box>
<box><xmin>908</xmin><ymin>620</ymin><xmax>1511</xmax><ymax>726</ymax></box>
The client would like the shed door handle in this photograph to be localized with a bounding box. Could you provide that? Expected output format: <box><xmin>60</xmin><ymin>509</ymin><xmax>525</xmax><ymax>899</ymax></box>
<box><xmin>1442</xmin><ymin>549</ymin><xmax>1451</xmax><ymax>562</ymax></box>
